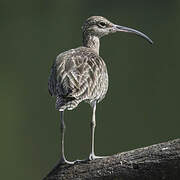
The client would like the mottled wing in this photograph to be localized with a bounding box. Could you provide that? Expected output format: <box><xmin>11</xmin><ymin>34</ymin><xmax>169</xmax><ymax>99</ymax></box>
<box><xmin>48</xmin><ymin>47</ymin><xmax>108</xmax><ymax>110</ymax></box>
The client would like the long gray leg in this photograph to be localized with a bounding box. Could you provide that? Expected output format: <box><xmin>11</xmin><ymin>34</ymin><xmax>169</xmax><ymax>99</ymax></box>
<box><xmin>59</xmin><ymin>111</ymin><xmax>74</xmax><ymax>164</ymax></box>
<box><xmin>88</xmin><ymin>102</ymin><xmax>108</xmax><ymax>161</ymax></box>
<box><xmin>90</xmin><ymin>101</ymin><xmax>96</xmax><ymax>159</ymax></box>
<box><xmin>88</xmin><ymin>102</ymin><xmax>100</xmax><ymax>160</ymax></box>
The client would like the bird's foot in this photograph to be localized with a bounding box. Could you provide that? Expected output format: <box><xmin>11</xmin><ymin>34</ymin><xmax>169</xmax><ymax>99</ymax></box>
<box><xmin>59</xmin><ymin>157</ymin><xmax>75</xmax><ymax>165</ymax></box>
<box><xmin>88</xmin><ymin>153</ymin><xmax>108</xmax><ymax>161</ymax></box>
<box><xmin>74</xmin><ymin>159</ymin><xmax>89</xmax><ymax>164</ymax></box>
<box><xmin>59</xmin><ymin>158</ymin><xmax>89</xmax><ymax>165</ymax></box>
<box><xmin>59</xmin><ymin>155</ymin><xmax>109</xmax><ymax>165</ymax></box>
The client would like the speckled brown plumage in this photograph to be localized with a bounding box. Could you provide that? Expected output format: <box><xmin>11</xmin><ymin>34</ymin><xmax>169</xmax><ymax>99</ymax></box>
<box><xmin>48</xmin><ymin>47</ymin><xmax>108</xmax><ymax>111</ymax></box>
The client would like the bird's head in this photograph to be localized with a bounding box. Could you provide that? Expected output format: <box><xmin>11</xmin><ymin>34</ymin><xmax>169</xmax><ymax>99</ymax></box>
<box><xmin>82</xmin><ymin>16</ymin><xmax>153</xmax><ymax>44</ymax></box>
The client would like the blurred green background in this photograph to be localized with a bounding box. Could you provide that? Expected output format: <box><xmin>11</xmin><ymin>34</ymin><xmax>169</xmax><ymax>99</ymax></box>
<box><xmin>1</xmin><ymin>0</ymin><xmax>180</xmax><ymax>179</ymax></box>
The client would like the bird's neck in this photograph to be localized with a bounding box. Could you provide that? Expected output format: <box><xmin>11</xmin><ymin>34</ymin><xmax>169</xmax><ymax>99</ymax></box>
<box><xmin>83</xmin><ymin>34</ymin><xmax>100</xmax><ymax>55</ymax></box>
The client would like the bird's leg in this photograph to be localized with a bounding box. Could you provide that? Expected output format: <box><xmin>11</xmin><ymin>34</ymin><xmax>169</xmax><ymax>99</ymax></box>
<box><xmin>89</xmin><ymin>101</ymin><xmax>96</xmax><ymax>160</ymax></box>
<box><xmin>59</xmin><ymin>111</ymin><xmax>75</xmax><ymax>165</ymax></box>
<box><xmin>88</xmin><ymin>102</ymin><xmax>102</xmax><ymax>160</ymax></box>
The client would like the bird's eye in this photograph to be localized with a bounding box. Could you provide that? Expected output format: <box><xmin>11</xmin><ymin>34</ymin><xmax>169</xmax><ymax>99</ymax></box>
<box><xmin>98</xmin><ymin>22</ymin><xmax>106</xmax><ymax>28</ymax></box>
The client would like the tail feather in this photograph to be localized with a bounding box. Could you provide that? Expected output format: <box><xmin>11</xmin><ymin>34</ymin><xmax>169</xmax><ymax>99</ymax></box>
<box><xmin>56</xmin><ymin>96</ymin><xmax>80</xmax><ymax>111</ymax></box>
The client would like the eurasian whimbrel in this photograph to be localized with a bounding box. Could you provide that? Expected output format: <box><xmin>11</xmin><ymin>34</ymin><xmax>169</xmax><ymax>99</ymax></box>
<box><xmin>48</xmin><ymin>16</ymin><xmax>153</xmax><ymax>164</ymax></box>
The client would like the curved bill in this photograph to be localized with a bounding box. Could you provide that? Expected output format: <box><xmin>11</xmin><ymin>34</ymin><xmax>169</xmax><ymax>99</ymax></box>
<box><xmin>116</xmin><ymin>25</ymin><xmax>153</xmax><ymax>44</ymax></box>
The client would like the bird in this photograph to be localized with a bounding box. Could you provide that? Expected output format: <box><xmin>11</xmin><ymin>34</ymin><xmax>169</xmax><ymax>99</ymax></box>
<box><xmin>48</xmin><ymin>16</ymin><xmax>153</xmax><ymax>164</ymax></box>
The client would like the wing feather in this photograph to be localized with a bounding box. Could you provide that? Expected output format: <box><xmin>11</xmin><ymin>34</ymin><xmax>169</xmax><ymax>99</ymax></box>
<box><xmin>48</xmin><ymin>47</ymin><xmax>108</xmax><ymax>110</ymax></box>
